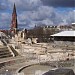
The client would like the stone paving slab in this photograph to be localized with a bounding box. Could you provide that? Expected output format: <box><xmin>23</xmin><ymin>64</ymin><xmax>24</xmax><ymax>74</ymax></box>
<box><xmin>0</xmin><ymin>56</ymin><xmax>24</xmax><ymax>64</ymax></box>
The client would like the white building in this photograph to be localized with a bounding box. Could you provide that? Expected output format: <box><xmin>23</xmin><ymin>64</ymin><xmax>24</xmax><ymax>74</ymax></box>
<box><xmin>51</xmin><ymin>31</ymin><xmax>75</xmax><ymax>46</ymax></box>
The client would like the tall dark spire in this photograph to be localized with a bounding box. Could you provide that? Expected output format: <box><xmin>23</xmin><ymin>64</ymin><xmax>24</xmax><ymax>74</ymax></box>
<box><xmin>13</xmin><ymin>3</ymin><xmax>16</xmax><ymax>14</ymax></box>
<box><xmin>11</xmin><ymin>3</ymin><xmax>18</xmax><ymax>33</ymax></box>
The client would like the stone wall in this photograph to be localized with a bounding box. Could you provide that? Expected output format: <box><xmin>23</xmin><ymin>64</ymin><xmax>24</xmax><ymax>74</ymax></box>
<box><xmin>54</xmin><ymin>41</ymin><xmax>75</xmax><ymax>46</ymax></box>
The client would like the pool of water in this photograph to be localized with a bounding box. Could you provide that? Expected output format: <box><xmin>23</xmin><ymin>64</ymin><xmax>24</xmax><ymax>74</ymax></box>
<box><xmin>0</xmin><ymin>64</ymin><xmax>74</xmax><ymax>75</ymax></box>
<box><xmin>20</xmin><ymin>64</ymin><xmax>55</xmax><ymax>75</ymax></box>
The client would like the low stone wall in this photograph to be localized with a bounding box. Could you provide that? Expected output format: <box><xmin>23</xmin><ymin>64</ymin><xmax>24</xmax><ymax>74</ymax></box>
<box><xmin>54</xmin><ymin>41</ymin><xmax>75</xmax><ymax>46</ymax></box>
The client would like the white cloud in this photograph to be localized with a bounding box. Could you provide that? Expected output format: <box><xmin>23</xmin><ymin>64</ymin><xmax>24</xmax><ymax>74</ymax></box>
<box><xmin>1</xmin><ymin>13</ymin><xmax>10</xmax><ymax>20</ymax></box>
<box><xmin>18</xmin><ymin>6</ymin><xmax>75</xmax><ymax>27</ymax></box>
<box><xmin>0</xmin><ymin>12</ymin><xmax>11</xmax><ymax>29</ymax></box>
<box><xmin>0</xmin><ymin>0</ymin><xmax>74</xmax><ymax>28</ymax></box>
<box><xmin>42</xmin><ymin>18</ymin><xmax>54</xmax><ymax>25</ymax></box>
<box><xmin>7</xmin><ymin>0</ymin><xmax>42</xmax><ymax>11</ymax></box>
<box><xmin>0</xmin><ymin>13</ymin><xmax>10</xmax><ymax>23</ymax></box>
<box><xmin>58</xmin><ymin>10</ymin><xmax>75</xmax><ymax>25</ymax></box>
<box><xmin>66</xmin><ymin>10</ymin><xmax>75</xmax><ymax>23</ymax></box>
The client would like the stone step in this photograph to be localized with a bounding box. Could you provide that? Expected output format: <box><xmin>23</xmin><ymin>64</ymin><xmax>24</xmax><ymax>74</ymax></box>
<box><xmin>0</xmin><ymin>49</ymin><xmax>9</xmax><ymax>52</ymax></box>
<box><xmin>0</xmin><ymin>47</ymin><xmax>13</xmax><ymax>58</ymax></box>
<box><xmin>0</xmin><ymin>47</ymin><xmax>8</xmax><ymax>50</ymax></box>
<box><xmin>1</xmin><ymin>39</ymin><xmax>7</xmax><ymax>46</ymax></box>
<box><xmin>0</xmin><ymin>51</ymin><xmax>11</xmax><ymax>55</ymax></box>
<box><xmin>0</xmin><ymin>54</ymin><xmax>13</xmax><ymax>58</ymax></box>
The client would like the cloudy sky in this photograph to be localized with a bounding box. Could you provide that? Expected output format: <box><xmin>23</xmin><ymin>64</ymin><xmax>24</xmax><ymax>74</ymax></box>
<box><xmin>0</xmin><ymin>0</ymin><xmax>75</xmax><ymax>29</ymax></box>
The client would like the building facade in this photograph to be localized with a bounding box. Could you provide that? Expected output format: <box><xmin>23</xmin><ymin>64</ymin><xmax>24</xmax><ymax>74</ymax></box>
<box><xmin>51</xmin><ymin>31</ymin><xmax>75</xmax><ymax>46</ymax></box>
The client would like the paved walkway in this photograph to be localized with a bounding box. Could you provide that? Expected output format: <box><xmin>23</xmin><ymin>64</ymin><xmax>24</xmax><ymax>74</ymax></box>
<box><xmin>0</xmin><ymin>56</ymin><xmax>24</xmax><ymax>64</ymax></box>
<box><xmin>0</xmin><ymin>58</ymin><xmax>39</xmax><ymax>74</ymax></box>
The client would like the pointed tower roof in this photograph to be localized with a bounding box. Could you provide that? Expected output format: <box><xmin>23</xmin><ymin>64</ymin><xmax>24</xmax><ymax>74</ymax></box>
<box><xmin>11</xmin><ymin>3</ymin><xmax>18</xmax><ymax>30</ymax></box>
<box><xmin>13</xmin><ymin>3</ymin><xmax>16</xmax><ymax>14</ymax></box>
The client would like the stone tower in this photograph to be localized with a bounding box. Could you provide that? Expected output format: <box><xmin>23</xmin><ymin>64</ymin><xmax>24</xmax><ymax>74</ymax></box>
<box><xmin>11</xmin><ymin>3</ymin><xmax>18</xmax><ymax>33</ymax></box>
